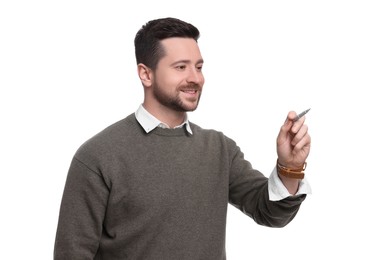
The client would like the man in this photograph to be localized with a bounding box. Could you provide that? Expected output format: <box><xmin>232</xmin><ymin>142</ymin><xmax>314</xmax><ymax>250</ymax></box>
<box><xmin>54</xmin><ymin>17</ymin><xmax>311</xmax><ymax>259</ymax></box>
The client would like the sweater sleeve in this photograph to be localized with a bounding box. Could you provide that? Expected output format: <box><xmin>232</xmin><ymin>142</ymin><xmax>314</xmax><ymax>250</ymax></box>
<box><xmin>54</xmin><ymin>157</ymin><xmax>109</xmax><ymax>259</ymax></box>
<box><xmin>227</xmin><ymin>139</ymin><xmax>306</xmax><ymax>228</ymax></box>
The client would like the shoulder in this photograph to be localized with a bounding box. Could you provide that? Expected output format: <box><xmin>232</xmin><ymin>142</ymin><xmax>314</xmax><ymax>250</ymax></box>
<box><xmin>74</xmin><ymin>113</ymin><xmax>141</xmax><ymax>162</ymax></box>
<box><xmin>190</xmin><ymin>122</ymin><xmax>238</xmax><ymax>148</ymax></box>
<box><xmin>190</xmin><ymin>121</ymin><xmax>222</xmax><ymax>137</ymax></box>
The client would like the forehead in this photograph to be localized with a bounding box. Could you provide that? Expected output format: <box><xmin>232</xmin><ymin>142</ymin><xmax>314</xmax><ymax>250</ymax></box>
<box><xmin>159</xmin><ymin>37</ymin><xmax>203</xmax><ymax>62</ymax></box>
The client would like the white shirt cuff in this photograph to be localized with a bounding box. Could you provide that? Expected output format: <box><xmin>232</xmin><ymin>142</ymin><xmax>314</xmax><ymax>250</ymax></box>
<box><xmin>268</xmin><ymin>166</ymin><xmax>312</xmax><ymax>201</ymax></box>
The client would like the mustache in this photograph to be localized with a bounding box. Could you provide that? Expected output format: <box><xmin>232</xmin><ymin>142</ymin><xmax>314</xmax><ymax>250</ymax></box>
<box><xmin>179</xmin><ymin>84</ymin><xmax>202</xmax><ymax>91</ymax></box>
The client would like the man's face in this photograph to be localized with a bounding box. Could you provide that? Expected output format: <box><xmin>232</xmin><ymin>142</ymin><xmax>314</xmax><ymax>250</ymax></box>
<box><xmin>151</xmin><ymin>37</ymin><xmax>205</xmax><ymax>112</ymax></box>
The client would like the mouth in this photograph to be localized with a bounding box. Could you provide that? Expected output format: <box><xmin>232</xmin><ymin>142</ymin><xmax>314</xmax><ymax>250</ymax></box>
<box><xmin>181</xmin><ymin>89</ymin><xmax>198</xmax><ymax>94</ymax></box>
<box><xmin>180</xmin><ymin>89</ymin><xmax>200</xmax><ymax>102</ymax></box>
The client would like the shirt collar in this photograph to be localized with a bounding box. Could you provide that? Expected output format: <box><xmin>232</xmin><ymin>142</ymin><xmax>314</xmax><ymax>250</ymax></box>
<box><xmin>135</xmin><ymin>104</ymin><xmax>193</xmax><ymax>135</ymax></box>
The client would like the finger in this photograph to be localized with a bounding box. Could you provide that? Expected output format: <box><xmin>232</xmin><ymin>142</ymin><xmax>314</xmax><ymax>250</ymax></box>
<box><xmin>290</xmin><ymin>115</ymin><xmax>306</xmax><ymax>135</ymax></box>
<box><xmin>292</xmin><ymin>131</ymin><xmax>311</xmax><ymax>156</ymax></box>
<box><xmin>280</xmin><ymin>111</ymin><xmax>297</xmax><ymax>133</ymax></box>
<box><xmin>287</xmin><ymin>111</ymin><xmax>298</xmax><ymax>122</ymax></box>
<box><xmin>291</xmin><ymin>124</ymin><xmax>308</xmax><ymax>146</ymax></box>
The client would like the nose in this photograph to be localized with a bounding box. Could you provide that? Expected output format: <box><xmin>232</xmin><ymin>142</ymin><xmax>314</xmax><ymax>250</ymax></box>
<box><xmin>186</xmin><ymin>67</ymin><xmax>203</xmax><ymax>85</ymax></box>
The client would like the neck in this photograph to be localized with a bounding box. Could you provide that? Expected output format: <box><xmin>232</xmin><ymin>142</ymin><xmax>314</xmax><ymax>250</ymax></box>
<box><xmin>142</xmin><ymin>102</ymin><xmax>186</xmax><ymax>128</ymax></box>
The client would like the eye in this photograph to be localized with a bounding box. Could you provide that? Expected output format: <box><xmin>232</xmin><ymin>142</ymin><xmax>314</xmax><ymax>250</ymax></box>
<box><xmin>196</xmin><ymin>65</ymin><xmax>203</xmax><ymax>71</ymax></box>
<box><xmin>176</xmin><ymin>65</ymin><xmax>186</xmax><ymax>71</ymax></box>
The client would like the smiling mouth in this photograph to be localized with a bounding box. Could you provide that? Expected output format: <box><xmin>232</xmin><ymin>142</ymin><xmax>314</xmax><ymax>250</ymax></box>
<box><xmin>181</xmin><ymin>89</ymin><xmax>197</xmax><ymax>94</ymax></box>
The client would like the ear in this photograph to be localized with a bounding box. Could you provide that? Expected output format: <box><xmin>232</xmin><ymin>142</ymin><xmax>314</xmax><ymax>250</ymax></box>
<box><xmin>137</xmin><ymin>63</ymin><xmax>153</xmax><ymax>88</ymax></box>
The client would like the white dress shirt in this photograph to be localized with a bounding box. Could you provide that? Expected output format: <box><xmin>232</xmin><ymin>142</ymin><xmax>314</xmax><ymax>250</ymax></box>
<box><xmin>135</xmin><ymin>104</ymin><xmax>311</xmax><ymax>201</ymax></box>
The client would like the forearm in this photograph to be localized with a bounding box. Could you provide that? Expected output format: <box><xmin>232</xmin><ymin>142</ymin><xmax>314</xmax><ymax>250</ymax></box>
<box><xmin>228</xmin><ymin>147</ymin><xmax>305</xmax><ymax>227</ymax></box>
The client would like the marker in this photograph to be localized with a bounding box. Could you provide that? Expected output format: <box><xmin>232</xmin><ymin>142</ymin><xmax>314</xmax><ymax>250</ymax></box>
<box><xmin>293</xmin><ymin>108</ymin><xmax>310</xmax><ymax>122</ymax></box>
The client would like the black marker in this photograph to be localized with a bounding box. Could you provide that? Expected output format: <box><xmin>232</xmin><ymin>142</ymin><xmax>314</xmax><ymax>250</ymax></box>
<box><xmin>293</xmin><ymin>108</ymin><xmax>310</xmax><ymax>122</ymax></box>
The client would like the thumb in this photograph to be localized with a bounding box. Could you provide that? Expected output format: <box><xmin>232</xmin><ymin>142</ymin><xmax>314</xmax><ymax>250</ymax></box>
<box><xmin>277</xmin><ymin>112</ymin><xmax>296</xmax><ymax>143</ymax></box>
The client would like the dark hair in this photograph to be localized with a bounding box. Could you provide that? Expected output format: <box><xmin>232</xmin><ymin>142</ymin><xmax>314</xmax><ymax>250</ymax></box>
<box><xmin>134</xmin><ymin>17</ymin><xmax>200</xmax><ymax>70</ymax></box>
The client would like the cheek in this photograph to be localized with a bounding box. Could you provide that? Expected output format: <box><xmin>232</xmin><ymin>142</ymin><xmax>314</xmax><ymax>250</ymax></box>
<box><xmin>154</xmin><ymin>74</ymin><xmax>177</xmax><ymax>89</ymax></box>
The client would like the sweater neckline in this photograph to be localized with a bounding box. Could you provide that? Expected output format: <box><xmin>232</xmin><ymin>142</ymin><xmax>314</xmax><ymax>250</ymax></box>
<box><xmin>149</xmin><ymin>126</ymin><xmax>190</xmax><ymax>137</ymax></box>
<box><xmin>128</xmin><ymin>113</ymin><xmax>192</xmax><ymax>137</ymax></box>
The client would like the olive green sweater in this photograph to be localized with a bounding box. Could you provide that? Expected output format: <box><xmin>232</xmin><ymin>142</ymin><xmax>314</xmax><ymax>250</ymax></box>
<box><xmin>54</xmin><ymin>114</ymin><xmax>305</xmax><ymax>259</ymax></box>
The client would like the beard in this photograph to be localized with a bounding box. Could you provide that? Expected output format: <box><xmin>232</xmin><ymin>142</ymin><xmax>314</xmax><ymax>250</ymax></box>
<box><xmin>152</xmin><ymin>82</ymin><xmax>202</xmax><ymax>112</ymax></box>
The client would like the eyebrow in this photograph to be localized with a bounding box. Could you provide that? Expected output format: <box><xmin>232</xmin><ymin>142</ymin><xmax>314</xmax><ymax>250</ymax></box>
<box><xmin>171</xmin><ymin>59</ymin><xmax>204</xmax><ymax>66</ymax></box>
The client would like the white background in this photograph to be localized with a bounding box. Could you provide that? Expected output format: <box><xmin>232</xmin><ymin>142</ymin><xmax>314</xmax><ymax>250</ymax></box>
<box><xmin>1</xmin><ymin>0</ymin><xmax>389</xmax><ymax>259</ymax></box>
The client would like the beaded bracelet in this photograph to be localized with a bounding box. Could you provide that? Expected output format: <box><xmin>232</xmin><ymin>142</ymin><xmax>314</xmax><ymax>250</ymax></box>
<box><xmin>277</xmin><ymin>160</ymin><xmax>307</xmax><ymax>180</ymax></box>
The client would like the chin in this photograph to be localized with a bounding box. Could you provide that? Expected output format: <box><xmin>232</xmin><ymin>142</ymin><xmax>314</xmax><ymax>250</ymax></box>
<box><xmin>184</xmin><ymin>102</ymin><xmax>200</xmax><ymax>112</ymax></box>
<box><xmin>175</xmin><ymin>103</ymin><xmax>198</xmax><ymax>112</ymax></box>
